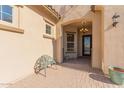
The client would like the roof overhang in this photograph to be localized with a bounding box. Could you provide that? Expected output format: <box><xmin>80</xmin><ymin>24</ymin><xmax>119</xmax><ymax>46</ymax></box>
<box><xmin>26</xmin><ymin>5</ymin><xmax>61</xmax><ymax>24</ymax></box>
<box><xmin>43</xmin><ymin>5</ymin><xmax>61</xmax><ymax>20</ymax></box>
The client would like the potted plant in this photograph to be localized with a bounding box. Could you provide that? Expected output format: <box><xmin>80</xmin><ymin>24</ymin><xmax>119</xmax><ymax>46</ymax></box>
<box><xmin>109</xmin><ymin>66</ymin><xmax>124</xmax><ymax>85</ymax></box>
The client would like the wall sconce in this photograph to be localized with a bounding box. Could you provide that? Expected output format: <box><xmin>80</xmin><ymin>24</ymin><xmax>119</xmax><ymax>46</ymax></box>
<box><xmin>112</xmin><ymin>13</ymin><xmax>120</xmax><ymax>27</ymax></box>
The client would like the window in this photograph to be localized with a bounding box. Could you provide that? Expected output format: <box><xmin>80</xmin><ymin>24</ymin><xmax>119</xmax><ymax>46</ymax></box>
<box><xmin>0</xmin><ymin>6</ymin><xmax>1</xmax><ymax>20</ymax></box>
<box><xmin>67</xmin><ymin>43</ymin><xmax>74</xmax><ymax>51</ymax></box>
<box><xmin>67</xmin><ymin>33</ymin><xmax>75</xmax><ymax>52</ymax></box>
<box><xmin>67</xmin><ymin>33</ymin><xmax>74</xmax><ymax>42</ymax></box>
<box><xmin>46</xmin><ymin>24</ymin><xmax>52</xmax><ymax>35</ymax></box>
<box><xmin>0</xmin><ymin>5</ymin><xmax>12</xmax><ymax>23</ymax></box>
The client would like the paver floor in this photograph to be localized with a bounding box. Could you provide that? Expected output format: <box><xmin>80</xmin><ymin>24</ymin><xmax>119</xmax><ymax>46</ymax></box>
<box><xmin>8</xmin><ymin>58</ymin><xmax>124</xmax><ymax>88</ymax></box>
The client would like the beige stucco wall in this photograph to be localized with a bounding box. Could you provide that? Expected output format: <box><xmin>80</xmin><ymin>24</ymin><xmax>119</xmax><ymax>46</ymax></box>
<box><xmin>103</xmin><ymin>6</ymin><xmax>124</xmax><ymax>74</ymax></box>
<box><xmin>60</xmin><ymin>6</ymin><xmax>92</xmax><ymax>24</ymax></box>
<box><xmin>0</xmin><ymin>6</ymin><xmax>55</xmax><ymax>83</ymax></box>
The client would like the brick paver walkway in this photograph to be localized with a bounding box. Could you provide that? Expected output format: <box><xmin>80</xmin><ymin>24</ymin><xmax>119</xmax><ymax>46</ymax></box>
<box><xmin>8</xmin><ymin>58</ymin><xmax>124</xmax><ymax>88</ymax></box>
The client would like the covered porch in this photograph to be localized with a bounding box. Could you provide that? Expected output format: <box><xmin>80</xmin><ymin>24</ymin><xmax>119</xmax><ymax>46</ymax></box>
<box><xmin>56</xmin><ymin>5</ymin><xmax>104</xmax><ymax>73</ymax></box>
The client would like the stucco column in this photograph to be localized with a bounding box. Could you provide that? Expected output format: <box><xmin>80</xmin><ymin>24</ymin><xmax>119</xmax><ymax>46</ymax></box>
<box><xmin>92</xmin><ymin>11</ymin><xmax>102</xmax><ymax>69</ymax></box>
<box><xmin>55</xmin><ymin>21</ymin><xmax>63</xmax><ymax>63</ymax></box>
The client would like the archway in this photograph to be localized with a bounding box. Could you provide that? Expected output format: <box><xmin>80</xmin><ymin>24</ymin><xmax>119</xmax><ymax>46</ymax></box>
<box><xmin>56</xmin><ymin>5</ymin><xmax>104</xmax><ymax>70</ymax></box>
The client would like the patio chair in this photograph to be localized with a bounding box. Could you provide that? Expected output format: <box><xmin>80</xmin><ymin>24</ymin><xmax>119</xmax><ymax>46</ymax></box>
<box><xmin>34</xmin><ymin>55</ymin><xmax>57</xmax><ymax>76</ymax></box>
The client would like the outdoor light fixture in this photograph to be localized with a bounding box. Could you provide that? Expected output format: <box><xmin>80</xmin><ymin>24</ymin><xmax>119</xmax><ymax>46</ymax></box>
<box><xmin>80</xmin><ymin>21</ymin><xmax>89</xmax><ymax>33</ymax></box>
<box><xmin>80</xmin><ymin>27</ymin><xmax>88</xmax><ymax>33</ymax></box>
<box><xmin>112</xmin><ymin>13</ymin><xmax>120</xmax><ymax>27</ymax></box>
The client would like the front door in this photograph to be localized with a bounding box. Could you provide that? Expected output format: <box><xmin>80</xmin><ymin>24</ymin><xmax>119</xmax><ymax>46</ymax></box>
<box><xmin>82</xmin><ymin>35</ymin><xmax>92</xmax><ymax>56</ymax></box>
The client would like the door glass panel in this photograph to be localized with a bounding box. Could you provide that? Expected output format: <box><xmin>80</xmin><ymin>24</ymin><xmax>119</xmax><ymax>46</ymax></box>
<box><xmin>84</xmin><ymin>36</ymin><xmax>91</xmax><ymax>55</ymax></box>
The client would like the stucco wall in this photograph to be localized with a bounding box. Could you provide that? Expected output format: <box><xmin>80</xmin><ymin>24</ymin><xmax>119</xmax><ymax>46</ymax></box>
<box><xmin>103</xmin><ymin>6</ymin><xmax>124</xmax><ymax>73</ymax></box>
<box><xmin>60</xmin><ymin>5</ymin><xmax>92</xmax><ymax>24</ymax></box>
<box><xmin>0</xmin><ymin>6</ymin><xmax>55</xmax><ymax>83</ymax></box>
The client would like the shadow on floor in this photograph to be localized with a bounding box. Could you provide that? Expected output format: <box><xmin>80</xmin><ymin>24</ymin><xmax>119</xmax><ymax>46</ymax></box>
<box><xmin>89</xmin><ymin>73</ymin><xmax>115</xmax><ymax>85</ymax></box>
<box><xmin>58</xmin><ymin>58</ymin><xmax>103</xmax><ymax>74</ymax></box>
<box><xmin>60</xmin><ymin>58</ymin><xmax>90</xmax><ymax>71</ymax></box>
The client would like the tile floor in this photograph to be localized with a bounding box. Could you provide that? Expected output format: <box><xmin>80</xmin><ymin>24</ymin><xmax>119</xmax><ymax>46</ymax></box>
<box><xmin>8</xmin><ymin>58</ymin><xmax>124</xmax><ymax>88</ymax></box>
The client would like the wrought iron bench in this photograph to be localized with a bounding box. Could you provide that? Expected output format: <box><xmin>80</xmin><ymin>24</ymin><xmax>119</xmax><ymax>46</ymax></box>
<box><xmin>34</xmin><ymin>55</ymin><xmax>57</xmax><ymax>76</ymax></box>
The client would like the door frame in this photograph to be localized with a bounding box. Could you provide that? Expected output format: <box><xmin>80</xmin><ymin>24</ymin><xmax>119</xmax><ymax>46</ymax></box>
<box><xmin>82</xmin><ymin>35</ymin><xmax>92</xmax><ymax>56</ymax></box>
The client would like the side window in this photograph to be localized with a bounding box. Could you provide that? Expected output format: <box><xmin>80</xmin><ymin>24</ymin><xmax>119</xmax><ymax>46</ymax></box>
<box><xmin>0</xmin><ymin>5</ymin><xmax>12</xmax><ymax>23</ymax></box>
<box><xmin>46</xmin><ymin>24</ymin><xmax>52</xmax><ymax>35</ymax></box>
<box><xmin>67</xmin><ymin>33</ymin><xmax>75</xmax><ymax>52</ymax></box>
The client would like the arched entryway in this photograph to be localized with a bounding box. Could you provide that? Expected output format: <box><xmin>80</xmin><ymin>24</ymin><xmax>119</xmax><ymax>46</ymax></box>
<box><xmin>56</xmin><ymin>5</ymin><xmax>104</xmax><ymax>70</ymax></box>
